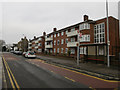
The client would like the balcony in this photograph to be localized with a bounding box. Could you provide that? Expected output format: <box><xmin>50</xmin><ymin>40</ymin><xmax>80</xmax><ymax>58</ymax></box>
<box><xmin>28</xmin><ymin>46</ymin><xmax>32</xmax><ymax>49</ymax></box>
<box><xmin>45</xmin><ymin>37</ymin><xmax>53</xmax><ymax>41</ymax></box>
<box><xmin>29</xmin><ymin>42</ymin><xmax>32</xmax><ymax>45</ymax></box>
<box><xmin>35</xmin><ymin>46</ymin><xmax>38</xmax><ymax>49</ymax></box>
<box><xmin>45</xmin><ymin>44</ymin><xmax>53</xmax><ymax>48</ymax></box>
<box><xmin>67</xmin><ymin>42</ymin><xmax>78</xmax><ymax>47</ymax></box>
<box><xmin>35</xmin><ymin>40</ymin><xmax>38</xmax><ymax>44</ymax></box>
<box><xmin>67</xmin><ymin>30</ymin><xmax>78</xmax><ymax>37</ymax></box>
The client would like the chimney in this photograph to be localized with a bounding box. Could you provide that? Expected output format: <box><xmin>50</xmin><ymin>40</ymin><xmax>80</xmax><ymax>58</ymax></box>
<box><xmin>53</xmin><ymin>28</ymin><xmax>57</xmax><ymax>32</ymax></box>
<box><xmin>84</xmin><ymin>15</ymin><xmax>89</xmax><ymax>21</ymax></box>
<box><xmin>43</xmin><ymin>32</ymin><xmax>46</xmax><ymax>36</ymax></box>
<box><xmin>34</xmin><ymin>36</ymin><xmax>36</xmax><ymax>39</ymax></box>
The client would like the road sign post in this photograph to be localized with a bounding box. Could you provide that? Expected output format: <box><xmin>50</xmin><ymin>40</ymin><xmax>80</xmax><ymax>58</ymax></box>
<box><xmin>77</xmin><ymin>30</ymin><xmax>82</xmax><ymax>66</ymax></box>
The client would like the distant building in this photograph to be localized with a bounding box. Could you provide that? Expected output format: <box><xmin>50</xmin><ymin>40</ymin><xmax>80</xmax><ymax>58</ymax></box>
<box><xmin>17</xmin><ymin>37</ymin><xmax>28</xmax><ymax>52</ymax></box>
<box><xmin>28</xmin><ymin>32</ymin><xmax>46</xmax><ymax>54</ymax></box>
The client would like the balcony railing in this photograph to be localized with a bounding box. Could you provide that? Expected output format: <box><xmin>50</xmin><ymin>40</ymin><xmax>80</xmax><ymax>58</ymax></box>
<box><xmin>45</xmin><ymin>37</ymin><xmax>53</xmax><ymax>41</ymax></box>
<box><xmin>28</xmin><ymin>47</ymin><xmax>32</xmax><ymax>49</ymax></box>
<box><xmin>67</xmin><ymin>30</ymin><xmax>78</xmax><ymax>37</ymax></box>
<box><xmin>67</xmin><ymin>41</ymin><xmax>78</xmax><ymax>47</ymax></box>
<box><xmin>45</xmin><ymin>44</ymin><xmax>53</xmax><ymax>48</ymax></box>
<box><xmin>35</xmin><ymin>46</ymin><xmax>38</xmax><ymax>49</ymax></box>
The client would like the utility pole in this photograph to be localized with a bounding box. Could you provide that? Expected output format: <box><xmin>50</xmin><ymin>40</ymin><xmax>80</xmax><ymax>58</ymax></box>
<box><xmin>106</xmin><ymin>0</ymin><xmax>110</xmax><ymax>67</ymax></box>
<box><xmin>23</xmin><ymin>34</ymin><xmax>25</xmax><ymax>52</ymax></box>
<box><xmin>77</xmin><ymin>31</ymin><xmax>80</xmax><ymax>66</ymax></box>
<box><xmin>77</xmin><ymin>30</ymin><xmax>82</xmax><ymax>66</ymax></box>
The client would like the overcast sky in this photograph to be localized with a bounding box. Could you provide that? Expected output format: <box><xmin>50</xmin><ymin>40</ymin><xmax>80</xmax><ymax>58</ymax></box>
<box><xmin>0</xmin><ymin>0</ymin><xmax>119</xmax><ymax>44</ymax></box>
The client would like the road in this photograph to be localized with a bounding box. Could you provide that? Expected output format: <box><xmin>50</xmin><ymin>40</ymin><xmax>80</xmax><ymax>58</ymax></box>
<box><xmin>2</xmin><ymin>52</ymin><xmax>88</xmax><ymax>89</ymax></box>
<box><xmin>2</xmin><ymin>52</ymin><xmax>120</xmax><ymax>89</ymax></box>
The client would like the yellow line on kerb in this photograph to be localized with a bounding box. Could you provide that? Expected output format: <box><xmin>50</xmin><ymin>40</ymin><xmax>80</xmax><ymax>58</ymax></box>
<box><xmin>41</xmin><ymin>61</ymin><xmax>120</xmax><ymax>83</ymax></box>
<box><xmin>3</xmin><ymin>56</ymin><xmax>15</xmax><ymax>89</ymax></box>
<box><xmin>3</xmin><ymin>56</ymin><xmax>20</xmax><ymax>89</ymax></box>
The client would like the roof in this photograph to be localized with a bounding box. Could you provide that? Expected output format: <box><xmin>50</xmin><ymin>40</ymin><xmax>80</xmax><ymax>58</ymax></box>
<box><xmin>46</xmin><ymin>16</ymin><xmax>119</xmax><ymax>36</ymax></box>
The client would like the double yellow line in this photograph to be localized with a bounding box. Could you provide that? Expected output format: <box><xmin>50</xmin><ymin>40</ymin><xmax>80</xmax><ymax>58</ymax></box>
<box><xmin>2</xmin><ymin>56</ymin><xmax>20</xmax><ymax>89</ymax></box>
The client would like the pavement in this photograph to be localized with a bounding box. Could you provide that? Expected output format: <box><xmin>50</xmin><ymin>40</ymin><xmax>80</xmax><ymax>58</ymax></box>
<box><xmin>36</xmin><ymin>54</ymin><xmax>120</xmax><ymax>81</ymax></box>
<box><xmin>0</xmin><ymin>52</ymin><xmax>2</xmax><ymax>89</ymax></box>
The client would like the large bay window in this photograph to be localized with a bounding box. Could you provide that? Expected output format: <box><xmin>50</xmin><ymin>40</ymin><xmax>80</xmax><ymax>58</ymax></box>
<box><xmin>94</xmin><ymin>23</ymin><xmax>105</xmax><ymax>43</ymax></box>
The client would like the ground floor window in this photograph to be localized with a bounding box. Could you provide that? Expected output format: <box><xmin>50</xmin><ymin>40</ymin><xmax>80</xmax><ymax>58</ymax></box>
<box><xmin>71</xmin><ymin>48</ymin><xmax>75</xmax><ymax>54</ymax></box>
<box><xmin>38</xmin><ymin>49</ymin><xmax>42</xmax><ymax>52</ymax></box>
<box><xmin>54</xmin><ymin>48</ymin><xmax>56</xmax><ymax>53</ymax></box>
<box><xmin>80</xmin><ymin>47</ymin><xmax>86</xmax><ymax>55</ymax></box>
<box><xmin>65</xmin><ymin>48</ymin><xmax>68</xmax><ymax>54</ymax></box>
<box><xmin>57</xmin><ymin>48</ymin><xmax>59</xmax><ymax>53</ymax></box>
<box><xmin>98</xmin><ymin>46</ymin><xmax>104</xmax><ymax>55</ymax></box>
<box><xmin>61</xmin><ymin>48</ymin><xmax>63</xmax><ymax>53</ymax></box>
<box><xmin>50</xmin><ymin>49</ymin><xmax>52</xmax><ymax>53</ymax></box>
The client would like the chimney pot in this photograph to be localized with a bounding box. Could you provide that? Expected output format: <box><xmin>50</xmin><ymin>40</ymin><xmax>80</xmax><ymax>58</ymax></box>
<box><xmin>84</xmin><ymin>15</ymin><xmax>89</xmax><ymax>21</ymax></box>
<box><xmin>53</xmin><ymin>28</ymin><xmax>57</xmax><ymax>32</ymax></box>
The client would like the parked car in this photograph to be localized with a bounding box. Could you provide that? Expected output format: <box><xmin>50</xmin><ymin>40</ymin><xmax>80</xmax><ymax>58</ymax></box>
<box><xmin>10</xmin><ymin>50</ymin><xmax>14</xmax><ymax>53</ymax></box>
<box><xmin>22</xmin><ymin>52</ymin><xmax>26</xmax><ymax>57</ymax></box>
<box><xmin>25</xmin><ymin>51</ymin><xmax>36</xmax><ymax>58</ymax></box>
<box><xmin>13</xmin><ymin>51</ymin><xmax>22</xmax><ymax>55</ymax></box>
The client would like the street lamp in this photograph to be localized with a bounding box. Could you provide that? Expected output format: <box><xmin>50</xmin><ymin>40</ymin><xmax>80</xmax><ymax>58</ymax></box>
<box><xmin>106</xmin><ymin>0</ymin><xmax>110</xmax><ymax>67</ymax></box>
<box><xmin>23</xmin><ymin>34</ymin><xmax>25</xmax><ymax>52</ymax></box>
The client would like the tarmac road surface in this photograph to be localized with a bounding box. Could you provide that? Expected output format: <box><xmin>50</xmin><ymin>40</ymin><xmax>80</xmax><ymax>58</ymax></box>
<box><xmin>2</xmin><ymin>52</ymin><xmax>89</xmax><ymax>89</ymax></box>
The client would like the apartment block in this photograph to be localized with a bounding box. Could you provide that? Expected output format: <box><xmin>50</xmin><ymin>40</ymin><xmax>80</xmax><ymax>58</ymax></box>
<box><xmin>44</xmin><ymin>15</ymin><xmax>120</xmax><ymax>63</ymax></box>
<box><xmin>28</xmin><ymin>32</ymin><xmax>46</xmax><ymax>53</ymax></box>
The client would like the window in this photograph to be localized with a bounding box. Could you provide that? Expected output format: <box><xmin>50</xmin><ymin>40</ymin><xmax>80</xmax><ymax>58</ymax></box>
<box><xmin>38</xmin><ymin>43</ymin><xmax>41</xmax><ymax>46</ymax></box>
<box><xmin>94</xmin><ymin>23</ymin><xmax>105</xmax><ymax>43</ymax></box>
<box><xmin>54</xmin><ymin>48</ymin><xmax>56</xmax><ymax>53</ymax></box>
<box><xmin>61</xmin><ymin>39</ymin><xmax>64</xmax><ymax>44</ymax></box>
<box><xmin>71</xmin><ymin>48</ymin><xmax>75</xmax><ymax>54</ymax></box>
<box><xmin>57</xmin><ymin>40</ymin><xmax>60</xmax><ymax>45</ymax></box>
<box><xmin>80</xmin><ymin>47</ymin><xmax>87</xmax><ymax>55</ymax></box>
<box><xmin>80</xmin><ymin>35</ymin><xmax>90</xmax><ymax>42</ymax></box>
<box><xmin>38</xmin><ymin>49</ymin><xmax>42</xmax><ymax>52</ymax></box>
<box><xmin>71</xmin><ymin>28</ymin><xmax>75</xmax><ymax>32</ymax></box>
<box><xmin>61</xmin><ymin>32</ymin><xmax>64</xmax><ymax>36</ymax></box>
<box><xmin>80</xmin><ymin>47</ymin><xmax>84</xmax><ymax>54</ymax></box>
<box><xmin>61</xmin><ymin>48</ymin><xmax>63</xmax><ymax>53</ymax></box>
<box><xmin>79</xmin><ymin>23</ymin><xmax>90</xmax><ymax>30</ymax></box>
<box><xmin>57</xmin><ymin>48</ymin><xmax>59</xmax><ymax>53</ymax></box>
<box><xmin>50</xmin><ymin>49</ymin><xmax>52</xmax><ymax>53</ymax></box>
<box><xmin>99</xmin><ymin>46</ymin><xmax>104</xmax><ymax>55</ymax></box>
<box><xmin>66</xmin><ymin>30</ymin><xmax>68</xmax><ymax>34</ymax></box>
<box><xmin>51</xmin><ymin>34</ymin><xmax>53</xmax><ymax>38</ymax></box>
<box><xmin>71</xmin><ymin>38</ymin><xmax>75</xmax><ymax>42</ymax></box>
<box><xmin>54</xmin><ymin>34</ymin><xmax>56</xmax><ymax>37</ymax></box>
<box><xmin>54</xmin><ymin>40</ymin><xmax>56</xmax><ymax>45</ymax></box>
<box><xmin>57</xmin><ymin>33</ymin><xmax>60</xmax><ymax>37</ymax></box>
<box><xmin>65</xmin><ymin>48</ymin><xmax>68</xmax><ymax>53</ymax></box>
<box><xmin>66</xmin><ymin>38</ymin><xmax>68</xmax><ymax>43</ymax></box>
<box><xmin>50</xmin><ymin>42</ymin><xmax>53</xmax><ymax>46</ymax></box>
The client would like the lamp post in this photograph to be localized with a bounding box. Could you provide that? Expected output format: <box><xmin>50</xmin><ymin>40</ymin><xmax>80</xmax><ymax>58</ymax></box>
<box><xmin>106</xmin><ymin>0</ymin><xmax>110</xmax><ymax>67</ymax></box>
<box><xmin>77</xmin><ymin>31</ymin><xmax>80</xmax><ymax>66</ymax></box>
<box><xmin>23</xmin><ymin>34</ymin><xmax>25</xmax><ymax>52</ymax></box>
<box><xmin>77</xmin><ymin>30</ymin><xmax>82</xmax><ymax>66</ymax></box>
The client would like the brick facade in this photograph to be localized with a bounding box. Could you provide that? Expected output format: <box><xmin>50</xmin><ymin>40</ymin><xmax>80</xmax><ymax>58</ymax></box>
<box><xmin>28</xmin><ymin>15</ymin><xmax>120</xmax><ymax>62</ymax></box>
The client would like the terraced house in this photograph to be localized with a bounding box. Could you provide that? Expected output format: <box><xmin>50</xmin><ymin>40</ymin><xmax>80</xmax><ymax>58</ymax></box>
<box><xmin>45</xmin><ymin>15</ymin><xmax>120</xmax><ymax>64</ymax></box>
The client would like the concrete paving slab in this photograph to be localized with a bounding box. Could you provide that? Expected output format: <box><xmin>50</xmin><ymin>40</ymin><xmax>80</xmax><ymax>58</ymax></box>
<box><xmin>0</xmin><ymin>53</ymin><xmax>2</xmax><ymax>89</ymax></box>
